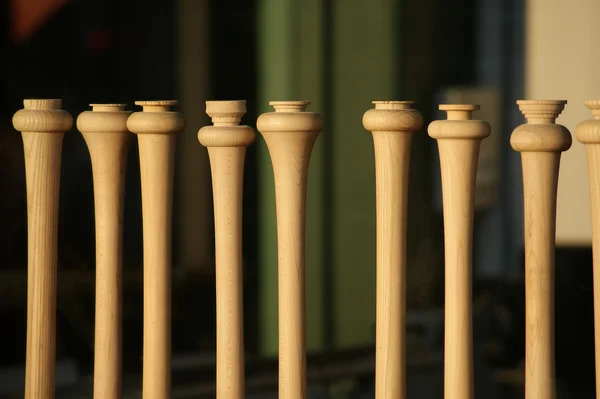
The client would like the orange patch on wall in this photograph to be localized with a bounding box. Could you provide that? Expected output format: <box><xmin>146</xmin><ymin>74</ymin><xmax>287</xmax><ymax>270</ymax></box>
<box><xmin>9</xmin><ymin>0</ymin><xmax>70</xmax><ymax>43</ymax></box>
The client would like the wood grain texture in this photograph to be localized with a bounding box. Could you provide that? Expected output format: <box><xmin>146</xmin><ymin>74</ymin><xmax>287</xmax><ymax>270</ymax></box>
<box><xmin>12</xmin><ymin>99</ymin><xmax>72</xmax><ymax>399</ymax></box>
<box><xmin>362</xmin><ymin>101</ymin><xmax>422</xmax><ymax>399</ymax></box>
<box><xmin>198</xmin><ymin>101</ymin><xmax>255</xmax><ymax>399</ymax></box>
<box><xmin>511</xmin><ymin>100</ymin><xmax>571</xmax><ymax>399</ymax></box>
<box><xmin>428</xmin><ymin>104</ymin><xmax>490</xmax><ymax>399</ymax></box>
<box><xmin>77</xmin><ymin>104</ymin><xmax>132</xmax><ymax>399</ymax></box>
<box><xmin>575</xmin><ymin>100</ymin><xmax>600</xmax><ymax>399</ymax></box>
<box><xmin>256</xmin><ymin>101</ymin><xmax>323</xmax><ymax>399</ymax></box>
<box><xmin>127</xmin><ymin>101</ymin><xmax>184</xmax><ymax>399</ymax></box>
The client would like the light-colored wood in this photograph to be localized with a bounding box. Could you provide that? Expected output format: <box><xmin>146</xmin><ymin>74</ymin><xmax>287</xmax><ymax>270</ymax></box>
<box><xmin>575</xmin><ymin>100</ymin><xmax>600</xmax><ymax>399</ymax></box>
<box><xmin>256</xmin><ymin>101</ymin><xmax>323</xmax><ymax>399</ymax></box>
<box><xmin>428</xmin><ymin>104</ymin><xmax>491</xmax><ymax>399</ymax></box>
<box><xmin>77</xmin><ymin>104</ymin><xmax>132</xmax><ymax>399</ymax></box>
<box><xmin>362</xmin><ymin>101</ymin><xmax>422</xmax><ymax>399</ymax></box>
<box><xmin>198</xmin><ymin>100</ymin><xmax>255</xmax><ymax>399</ymax></box>
<box><xmin>510</xmin><ymin>100</ymin><xmax>571</xmax><ymax>399</ymax></box>
<box><xmin>12</xmin><ymin>99</ymin><xmax>73</xmax><ymax>399</ymax></box>
<box><xmin>127</xmin><ymin>100</ymin><xmax>184</xmax><ymax>399</ymax></box>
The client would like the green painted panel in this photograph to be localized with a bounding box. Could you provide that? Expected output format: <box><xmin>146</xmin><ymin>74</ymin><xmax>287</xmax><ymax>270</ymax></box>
<box><xmin>256</xmin><ymin>0</ymin><xmax>294</xmax><ymax>358</ymax></box>
<box><xmin>331</xmin><ymin>0</ymin><xmax>400</xmax><ymax>348</ymax></box>
<box><xmin>296</xmin><ymin>0</ymin><xmax>326</xmax><ymax>353</ymax></box>
<box><xmin>257</xmin><ymin>0</ymin><xmax>401</xmax><ymax>354</ymax></box>
<box><xmin>256</xmin><ymin>0</ymin><xmax>325</xmax><ymax>356</ymax></box>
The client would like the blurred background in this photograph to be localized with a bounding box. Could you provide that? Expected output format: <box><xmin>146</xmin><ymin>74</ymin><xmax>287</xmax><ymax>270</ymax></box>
<box><xmin>0</xmin><ymin>0</ymin><xmax>599</xmax><ymax>397</ymax></box>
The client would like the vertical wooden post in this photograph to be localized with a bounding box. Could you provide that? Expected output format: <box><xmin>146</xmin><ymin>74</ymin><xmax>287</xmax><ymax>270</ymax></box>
<box><xmin>428</xmin><ymin>104</ymin><xmax>491</xmax><ymax>399</ymax></box>
<box><xmin>511</xmin><ymin>100</ymin><xmax>571</xmax><ymax>399</ymax></box>
<box><xmin>77</xmin><ymin>104</ymin><xmax>132</xmax><ymax>399</ymax></box>
<box><xmin>257</xmin><ymin>101</ymin><xmax>323</xmax><ymax>399</ymax></box>
<box><xmin>198</xmin><ymin>100</ymin><xmax>255</xmax><ymax>399</ymax></box>
<box><xmin>362</xmin><ymin>101</ymin><xmax>422</xmax><ymax>399</ymax></box>
<box><xmin>12</xmin><ymin>99</ymin><xmax>73</xmax><ymax>399</ymax></box>
<box><xmin>575</xmin><ymin>100</ymin><xmax>600</xmax><ymax>399</ymax></box>
<box><xmin>127</xmin><ymin>101</ymin><xmax>184</xmax><ymax>399</ymax></box>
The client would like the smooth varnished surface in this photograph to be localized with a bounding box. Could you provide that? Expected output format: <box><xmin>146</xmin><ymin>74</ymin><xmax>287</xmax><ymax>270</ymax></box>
<box><xmin>362</xmin><ymin>101</ymin><xmax>423</xmax><ymax>132</ymax></box>
<box><xmin>204</xmin><ymin>100</ymin><xmax>247</xmax><ymax>124</ymax></box>
<box><xmin>257</xmin><ymin>101</ymin><xmax>322</xmax><ymax>399</ymax></box>
<box><xmin>135</xmin><ymin>100</ymin><xmax>179</xmax><ymax>107</ymax></box>
<box><xmin>13</xmin><ymin>99</ymin><xmax>73</xmax><ymax>133</ymax></box>
<box><xmin>12</xmin><ymin>99</ymin><xmax>72</xmax><ymax>399</ymax></box>
<box><xmin>77</xmin><ymin>104</ymin><xmax>133</xmax><ymax>399</ymax></box>
<box><xmin>77</xmin><ymin>104</ymin><xmax>130</xmax><ymax>134</ymax></box>
<box><xmin>198</xmin><ymin>100</ymin><xmax>255</xmax><ymax>399</ymax></box>
<box><xmin>198</xmin><ymin>126</ymin><xmax>255</xmax><ymax>147</ymax></box>
<box><xmin>428</xmin><ymin>120</ymin><xmax>491</xmax><ymax>140</ymax></box>
<box><xmin>511</xmin><ymin>100</ymin><xmax>571</xmax><ymax>399</ymax></box>
<box><xmin>516</xmin><ymin>100</ymin><xmax>567</xmax><ymax>120</ymax></box>
<box><xmin>363</xmin><ymin>101</ymin><xmax>421</xmax><ymax>399</ymax></box>
<box><xmin>510</xmin><ymin>125</ymin><xmax>571</xmax><ymax>152</ymax></box>
<box><xmin>128</xmin><ymin>101</ymin><xmax>184</xmax><ymax>399</ymax></box>
<box><xmin>428</xmin><ymin>105</ymin><xmax>490</xmax><ymax>399</ymax></box>
<box><xmin>575</xmin><ymin>101</ymin><xmax>600</xmax><ymax>143</ymax></box>
<box><xmin>257</xmin><ymin>102</ymin><xmax>323</xmax><ymax>133</ymax></box>
<box><xmin>575</xmin><ymin>101</ymin><xmax>600</xmax><ymax>399</ymax></box>
<box><xmin>126</xmin><ymin>113</ymin><xmax>185</xmax><ymax>135</ymax></box>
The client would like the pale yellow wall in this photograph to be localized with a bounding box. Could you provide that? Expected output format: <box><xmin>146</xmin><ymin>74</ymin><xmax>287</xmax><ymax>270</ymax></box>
<box><xmin>525</xmin><ymin>0</ymin><xmax>600</xmax><ymax>245</ymax></box>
